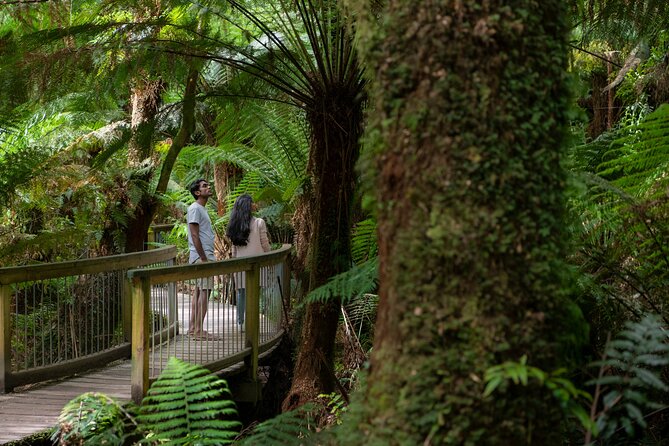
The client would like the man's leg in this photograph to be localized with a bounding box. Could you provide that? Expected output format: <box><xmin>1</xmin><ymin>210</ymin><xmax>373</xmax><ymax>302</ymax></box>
<box><xmin>189</xmin><ymin>286</ymin><xmax>201</xmax><ymax>334</ymax></box>
<box><xmin>197</xmin><ymin>289</ymin><xmax>210</xmax><ymax>333</ymax></box>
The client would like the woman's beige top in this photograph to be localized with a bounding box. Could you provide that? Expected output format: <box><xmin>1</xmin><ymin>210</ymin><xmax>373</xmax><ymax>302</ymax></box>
<box><xmin>232</xmin><ymin>217</ymin><xmax>271</xmax><ymax>288</ymax></box>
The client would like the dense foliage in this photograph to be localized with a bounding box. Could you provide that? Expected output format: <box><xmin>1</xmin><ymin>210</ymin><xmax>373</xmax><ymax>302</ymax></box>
<box><xmin>2</xmin><ymin>0</ymin><xmax>669</xmax><ymax>444</ymax></box>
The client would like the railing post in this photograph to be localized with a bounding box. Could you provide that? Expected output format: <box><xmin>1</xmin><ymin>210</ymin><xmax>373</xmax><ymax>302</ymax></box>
<box><xmin>281</xmin><ymin>254</ymin><xmax>291</xmax><ymax>325</ymax></box>
<box><xmin>122</xmin><ymin>275</ymin><xmax>132</xmax><ymax>343</ymax></box>
<box><xmin>0</xmin><ymin>285</ymin><xmax>11</xmax><ymax>393</ymax></box>
<box><xmin>168</xmin><ymin>282</ymin><xmax>177</xmax><ymax>332</ymax></box>
<box><xmin>147</xmin><ymin>228</ymin><xmax>155</xmax><ymax>250</ymax></box>
<box><xmin>245</xmin><ymin>263</ymin><xmax>260</xmax><ymax>385</ymax></box>
<box><xmin>130</xmin><ymin>276</ymin><xmax>150</xmax><ymax>405</ymax></box>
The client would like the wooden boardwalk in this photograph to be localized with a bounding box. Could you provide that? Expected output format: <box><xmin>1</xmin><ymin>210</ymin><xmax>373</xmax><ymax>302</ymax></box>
<box><xmin>0</xmin><ymin>298</ymin><xmax>274</xmax><ymax>445</ymax></box>
<box><xmin>0</xmin><ymin>361</ymin><xmax>132</xmax><ymax>444</ymax></box>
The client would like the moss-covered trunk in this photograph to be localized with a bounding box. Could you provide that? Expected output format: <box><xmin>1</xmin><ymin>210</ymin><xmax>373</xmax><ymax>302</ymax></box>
<box><xmin>283</xmin><ymin>84</ymin><xmax>364</xmax><ymax>410</ymax></box>
<box><xmin>348</xmin><ymin>1</ymin><xmax>573</xmax><ymax>444</ymax></box>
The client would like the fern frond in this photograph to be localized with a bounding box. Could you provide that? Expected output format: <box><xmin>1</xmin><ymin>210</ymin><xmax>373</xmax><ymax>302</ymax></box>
<box><xmin>236</xmin><ymin>403</ymin><xmax>316</xmax><ymax>446</ymax></box>
<box><xmin>351</xmin><ymin>218</ymin><xmax>377</xmax><ymax>265</ymax></box>
<box><xmin>138</xmin><ymin>357</ymin><xmax>240</xmax><ymax>445</ymax></box>
<box><xmin>345</xmin><ymin>293</ymin><xmax>379</xmax><ymax>327</ymax></box>
<box><xmin>306</xmin><ymin>257</ymin><xmax>378</xmax><ymax>305</ymax></box>
<box><xmin>574</xmin><ymin>0</ymin><xmax>669</xmax><ymax>46</ymax></box>
<box><xmin>587</xmin><ymin>314</ymin><xmax>669</xmax><ymax>441</ymax></box>
<box><xmin>597</xmin><ymin>104</ymin><xmax>669</xmax><ymax>198</ymax></box>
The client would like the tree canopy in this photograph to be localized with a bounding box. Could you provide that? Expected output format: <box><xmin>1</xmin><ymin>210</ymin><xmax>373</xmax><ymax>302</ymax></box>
<box><xmin>2</xmin><ymin>0</ymin><xmax>669</xmax><ymax>444</ymax></box>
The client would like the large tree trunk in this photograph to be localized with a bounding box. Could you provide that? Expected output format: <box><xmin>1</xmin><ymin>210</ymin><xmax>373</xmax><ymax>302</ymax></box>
<box><xmin>282</xmin><ymin>82</ymin><xmax>365</xmax><ymax>410</ymax></box>
<box><xmin>348</xmin><ymin>1</ymin><xmax>574</xmax><ymax>444</ymax></box>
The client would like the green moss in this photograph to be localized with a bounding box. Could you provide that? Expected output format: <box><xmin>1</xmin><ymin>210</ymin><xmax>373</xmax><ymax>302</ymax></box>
<box><xmin>340</xmin><ymin>0</ymin><xmax>584</xmax><ymax>444</ymax></box>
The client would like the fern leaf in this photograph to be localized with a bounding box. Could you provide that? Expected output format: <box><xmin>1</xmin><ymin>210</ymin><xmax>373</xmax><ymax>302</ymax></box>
<box><xmin>588</xmin><ymin>314</ymin><xmax>669</xmax><ymax>441</ymax></box>
<box><xmin>139</xmin><ymin>357</ymin><xmax>240</xmax><ymax>444</ymax></box>
<box><xmin>306</xmin><ymin>257</ymin><xmax>378</xmax><ymax>304</ymax></box>
<box><xmin>236</xmin><ymin>403</ymin><xmax>315</xmax><ymax>445</ymax></box>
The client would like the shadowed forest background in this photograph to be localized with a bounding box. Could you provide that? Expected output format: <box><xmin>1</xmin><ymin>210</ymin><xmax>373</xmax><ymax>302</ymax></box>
<box><xmin>1</xmin><ymin>0</ymin><xmax>669</xmax><ymax>445</ymax></box>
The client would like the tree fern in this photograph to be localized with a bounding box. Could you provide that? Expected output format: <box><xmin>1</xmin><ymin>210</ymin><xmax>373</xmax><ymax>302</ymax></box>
<box><xmin>587</xmin><ymin>314</ymin><xmax>669</xmax><ymax>441</ymax></box>
<box><xmin>568</xmin><ymin>104</ymin><xmax>669</xmax><ymax>338</ymax></box>
<box><xmin>138</xmin><ymin>357</ymin><xmax>240</xmax><ymax>445</ymax></box>
<box><xmin>573</xmin><ymin>1</ymin><xmax>669</xmax><ymax>46</ymax></box>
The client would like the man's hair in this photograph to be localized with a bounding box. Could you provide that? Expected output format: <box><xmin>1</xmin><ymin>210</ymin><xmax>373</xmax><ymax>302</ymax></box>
<box><xmin>189</xmin><ymin>179</ymin><xmax>207</xmax><ymax>199</ymax></box>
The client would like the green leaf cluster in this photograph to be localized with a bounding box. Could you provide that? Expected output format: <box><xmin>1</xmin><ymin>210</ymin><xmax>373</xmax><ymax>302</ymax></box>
<box><xmin>483</xmin><ymin>355</ymin><xmax>594</xmax><ymax>433</ymax></box>
<box><xmin>52</xmin><ymin>392</ymin><xmax>135</xmax><ymax>445</ymax></box>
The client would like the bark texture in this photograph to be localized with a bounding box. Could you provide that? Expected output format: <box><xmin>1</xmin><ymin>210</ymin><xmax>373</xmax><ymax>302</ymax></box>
<box><xmin>125</xmin><ymin>67</ymin><xmax>198</xmax><ymax>252</ymax></box>
<box><xmin>128</xmin><ymin>78</ymin><xmax>162</xmax><ymax>167</ymax></box>
<box><xmin>347</xmin><ymin>1</ymin><xmax>574</xmax><ymax>444</ymax></box>
<box><xmin>283</xmin><ymin>79</ymin><xmax>365</xmax><ymax>410</ymax></box>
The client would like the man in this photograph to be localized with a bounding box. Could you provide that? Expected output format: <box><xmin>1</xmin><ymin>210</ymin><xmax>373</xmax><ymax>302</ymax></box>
<box><xmin>187</xmin><ymin>179</ymin><xmax>216</xmax><ymax>339</ymax></box>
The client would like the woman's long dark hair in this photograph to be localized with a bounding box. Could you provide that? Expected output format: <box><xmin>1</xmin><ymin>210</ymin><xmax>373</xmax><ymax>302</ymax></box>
<box><xmin>226</xmin><ymin>194</ymin><xmax>253</xmax><ymax>246</ymax></box>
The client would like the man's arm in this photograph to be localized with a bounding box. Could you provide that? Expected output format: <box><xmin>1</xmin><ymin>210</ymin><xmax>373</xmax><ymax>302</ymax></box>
<box><xmin>189</xmin><ymin>223</ymin><xmax>209</xmax><ymax>262</ymax></box>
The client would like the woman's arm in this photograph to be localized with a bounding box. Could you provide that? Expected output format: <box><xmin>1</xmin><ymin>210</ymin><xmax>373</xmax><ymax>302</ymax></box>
<box><xmin>258</xmin><ymin>219</ymin><xmax>271</xmax><ymax>252</ymax></box>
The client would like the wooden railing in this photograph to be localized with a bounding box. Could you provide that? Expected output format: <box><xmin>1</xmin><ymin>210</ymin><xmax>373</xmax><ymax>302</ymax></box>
<box><xmin>0</xmin><ymin>246</ymin><xmax>177</xmax><ymax>393</ymax></box>
<box><xmin>0</xmin><ymin>244</ymin><xmax>291</xmax><ymax>403</ymax></box>
<box><xmin>126</xmin><ymin>244</ymin><xmax>291</xmax><ymax>404</ymax></box>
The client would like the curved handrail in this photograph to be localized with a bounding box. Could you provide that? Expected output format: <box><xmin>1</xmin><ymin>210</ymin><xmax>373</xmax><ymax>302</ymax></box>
<box><xmin>0</xmin><ymin>246</ymin><xmax>176</xmax><ymax>284</ymax></box>
<box><xmin>127</xmin><ymin>244</ymin><xmax>291</xmax><ymax>403</ymax></box>
<box><xmin>0</xmin><ymin>244</ymin><xmax>291</xmax><ymax>402</ymax></box>
<box><xmin>128</xmin><ymin>244</ymin><xmax>292</xmax><ymax>283</ymax></box>
<box><xmin>0</xmin><ymin>246</ymin><xmax>178</xmax><ymax>392</ymax></box>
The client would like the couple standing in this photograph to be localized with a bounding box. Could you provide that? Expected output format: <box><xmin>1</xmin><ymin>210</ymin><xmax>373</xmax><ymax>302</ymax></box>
<box><xmin>186</xmin><ymin>179</ymin><xmax>271</xmax><ymax>338</ymax></box>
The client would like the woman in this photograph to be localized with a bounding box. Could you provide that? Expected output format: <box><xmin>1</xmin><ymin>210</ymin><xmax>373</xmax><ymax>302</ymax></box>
<box><xmin>226</xmin><ymin>194</ymin><xmax>271</xmax><ymax>330</ymax></box>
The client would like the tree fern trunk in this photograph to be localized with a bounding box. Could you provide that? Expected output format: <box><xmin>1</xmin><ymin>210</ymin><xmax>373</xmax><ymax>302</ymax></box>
<box><xmin>125</xmin><ymin>66</ymin><xmax>199</xmax><ymax>253</ymax></box>
<box><xmin>347</xmin><ymin>0</ymin><xmax>573</xmax><ymax>443</ymax></box>
<box><xmin>283</xmin><ymin>82</ymin><xmax>365</xmax><ymax>410</ymax></box>
<box><xmin>128</xmin><ymin>77</ymin><xmax>162</xmax><ymax>167</ymax></box>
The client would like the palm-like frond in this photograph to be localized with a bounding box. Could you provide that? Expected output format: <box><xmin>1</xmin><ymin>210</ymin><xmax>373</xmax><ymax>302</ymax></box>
<box><xmin>138</xmin><ymin>357</ymin><xmax>240</xmax><ymax>445</ymax></box>
<box><xmin>187</xmin><ymin>0</ymin><xmax>365</xmax><ymax>113</ymax></box>
<box><xmin>573</xmin><ymin>1</ymin><xmax>669</xmax><ymax>46</ymax></box>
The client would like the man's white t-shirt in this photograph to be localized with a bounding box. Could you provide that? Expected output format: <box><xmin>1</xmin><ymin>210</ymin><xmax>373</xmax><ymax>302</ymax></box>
<box><xmin>187</xmin><ymin>202</ymin><xmax>215</xmax><ymax>264</ymax></box>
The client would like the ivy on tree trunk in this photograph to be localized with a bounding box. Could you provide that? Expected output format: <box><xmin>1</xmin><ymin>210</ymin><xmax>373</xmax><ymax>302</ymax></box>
<box><xmin>344</xmin><ymin>0</ymin><xmax>577</xmax><ymax>444</ymax></box>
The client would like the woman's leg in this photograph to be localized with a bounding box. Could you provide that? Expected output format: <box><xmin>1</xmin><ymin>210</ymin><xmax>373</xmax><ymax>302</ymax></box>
<box><xmin>237</xmin><ymin>288</ymin><xmax>246</xmax><ymax>326</ymax></box>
